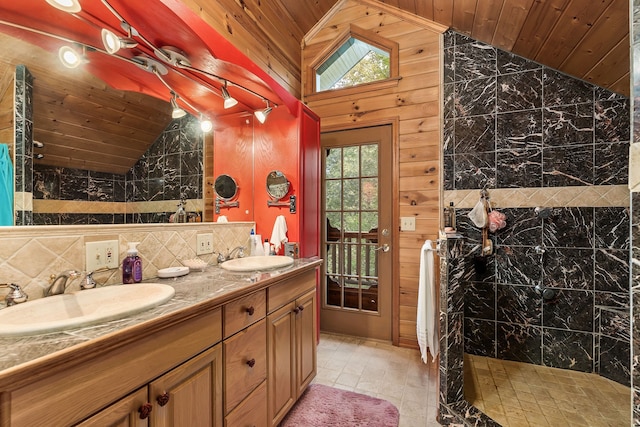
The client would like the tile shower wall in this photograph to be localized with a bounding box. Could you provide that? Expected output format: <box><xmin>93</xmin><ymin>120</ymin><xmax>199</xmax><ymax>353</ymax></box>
<box><xmin>31</xmin><ymin>115</ymin><xmax>203</xmax><ymax>225</ymax></box>
<box><xmin>14</xmin><ymin>65</ymin><xmax>33</xmax><ymax>226</ymax></box>
<box><xmin>442</xmin><ymin>31</ymin><xmax>631</xmax><ymax>388</ymax></box>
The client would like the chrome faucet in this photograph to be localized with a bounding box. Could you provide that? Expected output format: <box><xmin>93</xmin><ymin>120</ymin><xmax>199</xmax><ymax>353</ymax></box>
<box><xmin>1</xmin><ymin>283</ymin><xmax>28</xmax><ymax>306</ymax></box>
<box><xmin>217</xmin><ymin>246</ymin><xmax>246</xmax><ymax>263</ymax></box>
<box><xmin>45</xmin><ymin>270</ymin><xmax>81</xmax><ymax>297</ymax></box>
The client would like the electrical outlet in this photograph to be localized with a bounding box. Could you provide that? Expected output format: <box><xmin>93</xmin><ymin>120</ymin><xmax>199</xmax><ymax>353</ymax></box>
<box><xmin>86</xmin><ymin>240</ymin><xmax>119</xmax><ymax>272</ymax></box>
<box><xmin>400</xmin><ymin>216</ymin><xmax>416</xmax><ymax>231</ymax></box>
<box><xmin>196</xmin><ymin>233</ymin><xmax>214</xmax><ymax>255</ymax></box>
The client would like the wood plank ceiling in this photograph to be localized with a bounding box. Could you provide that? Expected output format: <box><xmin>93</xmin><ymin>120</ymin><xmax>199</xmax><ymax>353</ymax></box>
<box><xmin>279</xmin><ymin>0</ymin><xmax>629</xmax><ymax>96</ymax></box>
<box><xmin>0</xmin><ymin>0</ymin><xmax>630</xmax><ymax>175</ymax></box>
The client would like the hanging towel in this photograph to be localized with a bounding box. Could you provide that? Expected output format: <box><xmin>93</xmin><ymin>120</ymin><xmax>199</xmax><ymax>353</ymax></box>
<box><xmin>0</xmin><ymin>144</ymin><xmax>13</xmax><ymax>226</ymax></box>
<box><xmin>417</xmin><ymin>240</ymin><xmax>439</xmax><ymax>363</ymax></box>
<box><xmin>270</xmin><ymin>215</ymin><xmax>288</xmax><ymax>252</ymax></box>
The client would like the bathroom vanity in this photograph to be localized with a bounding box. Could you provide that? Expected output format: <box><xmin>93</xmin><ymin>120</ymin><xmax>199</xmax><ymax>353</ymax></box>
<box><xmin>0</xmin><ymin>259</ymin><xmax>321</xmax><ymax>427</ymax></box>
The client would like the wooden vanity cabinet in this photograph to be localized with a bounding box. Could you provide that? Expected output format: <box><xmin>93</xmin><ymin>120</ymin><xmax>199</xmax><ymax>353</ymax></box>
<box><xmin>267</xmin><ymin>270</ymin><xmax>317</xmax><ymax>427</ymax></box>
<box><xmin>78</xmin><ymin>344</ymin><xmax>223</xmax><ymax>427</ymax></box>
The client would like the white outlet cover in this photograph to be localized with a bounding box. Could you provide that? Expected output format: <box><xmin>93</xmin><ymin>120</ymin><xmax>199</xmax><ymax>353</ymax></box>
<box><xmin>400</xmin><ymin>216</ymin><xmax>416</xmax><ymax>231</ymax></box>
<box><xmin>196</xmin><ymin>233</ymin><xmax>214</xmax><ymax>255</ymax></box>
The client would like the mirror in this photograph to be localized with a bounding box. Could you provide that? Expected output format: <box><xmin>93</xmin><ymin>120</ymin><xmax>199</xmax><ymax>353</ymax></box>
<box><xmin>214</xmin><ymin>174</ymin><xmax>238</xmax><ymax>200</ymax></box>
<box><xmin>266</xmin><ymin>170</ymin><xmax>290</xmax><ymax>200</ymax></box>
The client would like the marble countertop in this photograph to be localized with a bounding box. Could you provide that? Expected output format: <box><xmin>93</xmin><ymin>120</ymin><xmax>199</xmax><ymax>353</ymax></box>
<box><xmin>0</xmin><ymin>258</ymin><xmax>321</xmax><ymax>374</ymax></box>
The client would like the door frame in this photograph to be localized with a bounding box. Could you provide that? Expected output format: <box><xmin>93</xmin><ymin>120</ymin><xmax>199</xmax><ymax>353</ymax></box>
<box><xmin>319</xmin><ymin>118</ymin><xmax>400</xmax><ymax>345</ymax></box>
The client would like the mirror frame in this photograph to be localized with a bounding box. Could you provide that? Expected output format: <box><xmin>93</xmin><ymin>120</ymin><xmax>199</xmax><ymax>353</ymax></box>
<box><xmin>213</xmin><ymin>174</ymin><xmax>239</xmax><ymax>201</ymax></box>
<box><xmin>265</xmin><ymin>170</ymin><xmax>290</xmax><ymax>201</ymax></box>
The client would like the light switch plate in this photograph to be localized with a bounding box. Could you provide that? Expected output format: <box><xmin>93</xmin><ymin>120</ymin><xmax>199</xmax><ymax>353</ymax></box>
<box><xmin>400</xmin><ymin>216</ymin><xmax>416</xmax><ymax>231</ymax></box>
<box><xmin>197</xmin><ymin>233</ymin><xmax>214</xmax><ymax>255</ymax></box>
<box><xmin>86</xmin><ymin>240</ymin><xmax>119</xmax><ymax>272</ymax></box>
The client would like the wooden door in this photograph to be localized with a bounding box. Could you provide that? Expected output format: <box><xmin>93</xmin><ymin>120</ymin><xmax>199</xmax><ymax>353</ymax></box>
<box><xmin>148</xmin><ymin>344</ymin><xmax>223</xmax><ymax>427</ymax></box>
<box><xmin>267</xmin><ymin>301</ymin><xmax>296</xmax><ymax>426</ymax></box>
<box><xmin>296</xmin><ymin>289</ymin><xmax>317</xmax><ymax>397</ymax></box>
<box><xmin>320</xmin><ymin>125</ymin><xmax>394</xmax><ymax>340</ymax></box>
<box><xmin>76</xmin><ymin>388</ymin><xmax>148</xmax><ymax>427</ymax></box>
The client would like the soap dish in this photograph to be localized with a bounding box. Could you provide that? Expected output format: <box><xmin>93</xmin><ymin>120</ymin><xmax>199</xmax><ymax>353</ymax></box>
<box><xmin>158</xmin><ymin>266</ymin><xmax>190</xmax><ymax>278</ymax></box>
<box><xmin>181</xmin><ymin>258</ymin><xmax>208</xmax><ymax>272</ymax></box>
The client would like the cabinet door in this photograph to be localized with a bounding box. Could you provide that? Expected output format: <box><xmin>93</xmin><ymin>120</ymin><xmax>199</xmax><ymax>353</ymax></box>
<box><xmin>148</xmin><ymin>344</ymin><xmax>223</xmax><ymax>427</ymax></box>
<box><xmin>224</xmin><ymin>380</ymin><xmax>268</xmax><ymax>427</ymax></box>
<box><xmin>267</xmin><ymin>301</ymin><xmax>296</xmax><ymax>426</ymax></box>
<box><xmin>76</xmin><ymin>388</ymin><xmax>148</xmax><ymax>427</ymax></box>
<box><xmin>296</xmin><ymin>289</ymin><xmax>317</xmax><ymax>397</ymax></box>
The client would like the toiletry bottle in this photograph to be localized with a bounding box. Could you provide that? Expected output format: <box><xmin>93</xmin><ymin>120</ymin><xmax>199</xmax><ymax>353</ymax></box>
<box><xmin>175</xmin><ymin>201</ymin><xmax>186</xmax><ymax>223</ymax></box>
<box><xmin>122</xmin><ymin>243</ymin><xmax>136</xmax><ymax>284</ymax></box>
<box><xmin>250</xmin><ymin>229</ymin><xmax>264</xmax><ymax>256</ymax></box>
<box><xmin>131</xmin><ymin>242</ymin><xmax>143</xmax><ymax>283</ymax></box>
<box><xmin>263</xmin><ymin>239</ymin><xmax>270</xmax><ymax>255</ymax></box>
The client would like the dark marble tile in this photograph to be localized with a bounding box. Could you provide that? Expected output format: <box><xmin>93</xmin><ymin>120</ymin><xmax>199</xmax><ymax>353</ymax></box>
<box><xmin>542</xmin><ymin>289</ymin><xmax>594</xmax><ymax>332</ymax></box>
<box><xmin>114</xmin><ymin>179</ymin><xmax>126</xmax><ymax>202</ymax></box>
<box><xmin>443</xmin><ymin>48</ymin><xmax>455</xmax><ymax>84</ymax></box>
<box><xmin>495</xmin><ymin>245</ymin><xmax>542</xmax><ymax>286</ymax></box>
<box><xmin>595</xmin><ymin>291</ymin><xmax>630</xmax><ymax>310</ymax></box>
<box><xmin>497</xmin><ymin>148</ymin><xmax>542</xmax><ymax>188</ymax></box>
<box><xmin>454</xmin><ymin>115</ymin><xmax>495</xmax><ymax>153</ymax></box>
<box><xmin>88</xmin><ymin>177</ymin><xmax>114</xmax><ymax>202</ymax></box>
<box><xmin>595</xmin><ymin>249</ymin><xmax>630</xmax><ymax>293</ymax></box>
<box><xmin>163</xmin><ymin>174</ymin><xmax>181</xmax><ymax>200</ymax></box>
<box><xmin>443</xmin><ymin>85</ymin><xmax>455</xmax><ymax>123</ymax></box>
<box><xmin>454</xmin><ymin>77</ymin><xmax>496</xmax><ymax>117</ymax></box>
<box><xmin>148</xmin><ymin>178</ymin><xmax>164</xmax><ymax>202</ymax></box>
<box><xmin>464</xmin><ymin>282</ymin><xmax>495</xmax><ymax>320</ymax></box>
<box><xmin>497</xmin><ymin>49</ymin><xmax>542</xmax><ymax>75</ymax></box>
<box><xmin>164</xmin><ymin>129</ymin><xmax>181</xmax><ymax>155</ymax></box>
<box><xmin>542</xmin><ymin>328</ymin><xmax>593</xmax><ymax>371</ymax></box>
<box><xmin>595</xmin><ymin>99</ymin><xmax>630</xmax><ymax>143</ymax></box>
<box><xmin>542</xmin><ymin>145</ymin><xmax>594</xmax><ymax>187</ymax></box>
<box><xmin>598</xmin><ymin>307</ymin><xmax>630</xmax><ymax>341</ymax></box>
<box><xmin>32</xmin><ymin>213</ymin><xmax>58</xmax><ymax>225</ymax></box>
<box><xmin>88</xmin><ymin>214</ymin><xmax>115</xmax><ymax>224</ymax></box>
<box><xmin>495</xmin><ymin>208</ymin><xmax>542</xmax><ymax>246</ymax></box>
<box><xmin>443</xmin><ymin>154</ymin><xmax>454</xmax><ymax>191</ymax></box>
<box><xmin>599</xmin><ymin>335</ymin><xmax>630</xmax><ymax>386</ymax></box>
<box><xmin>454</xmin><ymin>210</ymin><xmax>482</xmax><ymax>243</ymax></box>
<box><xmin>181</xmin><ymin>151</ymin><xmax>201</xmax><ymax>176</ymax></box>
<box><xmin>180</xmin><ymin>174</ymin><xmax>201</xmax><ymax>200</ymax></box>
<box><xmin>148</xmin><ymin>156</ymin><xmax>164</xmax><ymax>179</ymax></box>
<box><xmin>543</xmin><ymin>248</ymin><xmax>594</xmax><ymax>290</ymax></box>
<box><xmin>543</xmin><ymin>68</ymin><xmax>594</xmax><ymax>107</ymax></box>
<box><xmin>33</xmin><ymin>167</ymin><xmax>60</xmax><ymax>200</ymax></box>
<box><xmin>543</xmin><ymin>103</ymin><xmax>594</xmax><ymax>146</ymax></box>
<box><xmin>464</xmin><ymin>318</ymin><xmax>495</xmax><ymax>357</ymax></box>
<box><xmin>60</xmin><ymin>175</ymin><xmax>89</xmax><ymax>201</ymax></box>
<box><xmin>497</xmin><ymin>69</ymin><xmax>543</xmax><ymax>112</ymax></box>
<box><xmin>454</xmin><ymin>40</ymin><xmax>496</xmax><ymax>82</ymax></box>
<box><xmin>497</xmin><ymin>284</ymin><xmax>541</xmax><ymax>326</ymax></box>
<box><xmin>461</xmin><ymin>243</ymin><xmax>495</xmax><ymax>283</ymax></box>
<box><xmin>447</xmin><ymin>311</ymin><xmax>465</xmax><ymax>371</ymax></box>
<box><xmin>543</xmin><ymin>207</ymin><xmax>594</xmax><ymax>248</ymax></box>
<box><xmin>594</xmin><ymin>142</ymin><xmax>630</xmax><ymax>186</ymax></box>
<box><xmin>496</xmin><ymin>109</ymin><xmax>543</xmax><ymax>150</ymax></box>
<box><xmin>496</xmin><ymin>323</ymin><xmax>542</xmax><ymax>364</ymax></box>
<box><xmin>60</xmin><ymin>213</ymin><xmax>89</xmax><ymax>225</ymax></box>
<box><xmin>595</xmin><ymin>207</ymin><xmax>631</xmax><ymax>249</ymax></box>
<box><xmin>453</xmin><ymin>151</ymin><xmax>496</xmax><ymax>190</ymax></box>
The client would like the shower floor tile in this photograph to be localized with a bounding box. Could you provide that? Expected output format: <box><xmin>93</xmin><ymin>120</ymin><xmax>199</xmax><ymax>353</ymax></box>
<box><xmin>464</xmin><ymin>354</ymin><xmax>630</xmax><ymax>427</ymax></box>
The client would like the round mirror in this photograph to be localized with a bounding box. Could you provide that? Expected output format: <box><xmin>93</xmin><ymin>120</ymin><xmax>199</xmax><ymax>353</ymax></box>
<box><xmin>214</xmin><ymin>174</ymin><xmax>238</xmax><ymax>200</ymax></box>
<box><xmin>266</xmin><ymin>170</ymin><xmax>290</xmax><ymax>200</ymax></box>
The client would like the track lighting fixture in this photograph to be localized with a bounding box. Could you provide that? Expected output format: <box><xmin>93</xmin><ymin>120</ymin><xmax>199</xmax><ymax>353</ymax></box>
<box><xmin>34</xmin><ymin>153</ymin><xmax>45</xmax><ymax>159</ymax></box>
<box><xmin>170</xmin><ymin>92</ymin><xmax>186</xmax><ymax>119</ymax></box>
<box><xmin>33</xmin><ymin>141</ymin><xmax>44</xmax><ymax>148</ymax></box>
<box><xmin>200</xmin><ymin>116</ymin><xmax>213</xmax><ymax>133</ymax></box>
<box><xmin>101</xmin><ymin>28</ymin><xmax>138</xmax><ymax>54</ymax></box>
<box><xmin>221</xmin><ymin>82</ymin><xmax>238</xmax><ymax>109</ymax></box>
<box><xmin>254</xmin><ymin>101</ymin><xmax>272</xmax><ymax>124</ymax></box>
<box><xmin>46</xmin><ymin>0</ymin><xmax>81</xmax><ymax>13</ymax></box>
<box><xmin>58</xmin><ymin>45</ymin><xmax>86</xmax><ymax>68</ymax></box>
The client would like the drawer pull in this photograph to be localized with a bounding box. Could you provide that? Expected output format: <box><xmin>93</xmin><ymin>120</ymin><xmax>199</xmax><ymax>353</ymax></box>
<box><xmin>293</xmin><ymin>307</ymin><xmax>299</xmax><ymax>314</ymax></box>
<box><xmin>157</xmin><ymin>392</ymin><xmax>170</xmax><ymax>407</ymax></box>
<box><xmin>246</xmin><ymin>306</ymin><xmax>255</xmax><ymax>316</ymax></box>
<box><xmin>138</xmin><ymin>403</ymin><xmax>153</xmax><ymax>419</ymax></box>
<box><xmin>246</xmin><ymin>358</ymin><xmax>256</xmax><ymax>368</ymax></box>
<box><xmin>298</xmin><ymin>305</ymin><xmax>305</xmax><ymax>312</ymax></box>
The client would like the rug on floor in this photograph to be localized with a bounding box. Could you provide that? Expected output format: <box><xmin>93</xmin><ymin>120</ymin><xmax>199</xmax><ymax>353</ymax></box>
<box><xmin>279</xmin><ymin>383</ymin><xmax>400</xmax><ymax>427</ymax></box>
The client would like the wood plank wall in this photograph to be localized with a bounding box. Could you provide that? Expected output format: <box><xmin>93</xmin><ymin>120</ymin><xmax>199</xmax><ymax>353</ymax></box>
<box><xmin>0</xmin><ymin>62</ymin><xmax>14</xmax><ymax>147</ymax></box>
<box><xmin>302</xmin><ymin>0</ymin><xmax>445</xmax><ymax>348</ymax></box>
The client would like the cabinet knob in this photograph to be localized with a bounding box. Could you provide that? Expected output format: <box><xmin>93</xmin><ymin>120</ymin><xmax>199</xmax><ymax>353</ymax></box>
<box><xmin>246</xmin><ymin>306</ymin><xmax>255</xmax><ymax>316</ymax></box>
<box><xmin>138</xmin><ymin>403</ymin><xmax>153</xmax><ymax>419</ymax></box>
<box><xmin>298</xmin><ymin>305</ymin><xmax>305</xmax><ymax>312</ymax></box>
<box><xmin>293</xmin><ymin>307</ymin><xmax>299</xmax><ymax>314</ymax></box>
<box><xmin>246</xmin><ymin>358</ymin><xmax>256</xmax><ymax>368</ymax></box>
<box><xmin>157</xmin><ymin>392</ymin><xmax>170</xmax><ymax>407</ymax></box>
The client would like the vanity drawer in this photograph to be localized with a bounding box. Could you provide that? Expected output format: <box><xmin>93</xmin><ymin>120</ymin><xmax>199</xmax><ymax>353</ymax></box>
<box><xmin>268</xmin><ymin>269</ymin><xmax>316</xmax><ymax>313</ymax></box>
<box><xmin>223</xmin><ymin>318</ymin><xmax>267</xmax><ymax>414</ymax></box>
<box><xmin>225</xmin><ymin>380</ymin><xmax>268</xmax><ymax>427</ymax></box>
<box><xmin>224</xmin><ymin>289</ymin><xmax>266</xmax><ymax>338</ymax></box>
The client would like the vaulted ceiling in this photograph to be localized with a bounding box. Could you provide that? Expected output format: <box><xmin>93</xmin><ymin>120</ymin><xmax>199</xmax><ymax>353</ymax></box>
<box><xmin>0</xmin><ymin>0</ymin><xmax>630</xmax><ymax>174</ymax></box>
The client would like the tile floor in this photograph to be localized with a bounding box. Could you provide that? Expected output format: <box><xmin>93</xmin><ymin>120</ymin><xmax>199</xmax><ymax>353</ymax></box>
<box><xmin>314</xmin><ymin>332</ymin><xmax>441</xmax><ymax>427</ymax></box>
<box><xmin>464</xmin><ymin>354</ymin><xmax>631</xmax><ymax>427</ymax></box>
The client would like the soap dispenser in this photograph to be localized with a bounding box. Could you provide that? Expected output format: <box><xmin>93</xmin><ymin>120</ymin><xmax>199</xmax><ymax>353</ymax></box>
<box><xmin>123</xmin><ymin>242</ymin><xmax>143</xmax><ymax>284</ymax></box>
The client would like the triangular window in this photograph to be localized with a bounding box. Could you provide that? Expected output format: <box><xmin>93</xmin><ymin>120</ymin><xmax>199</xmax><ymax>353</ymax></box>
<box><xmin>316</xmin><ymin>37</ymin><xmax>390</xmax><ymax>92</ymax></box>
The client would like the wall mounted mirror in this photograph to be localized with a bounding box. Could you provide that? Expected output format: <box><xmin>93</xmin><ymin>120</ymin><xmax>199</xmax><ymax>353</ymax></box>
<box><xmin>266</xmin><ymin>170</ymin><xmax>290</xmax><ymax>200</ymax></box>
<box><xmin>214</xmin><ymin>174</ymin><xmax>238</xmax><ymax>200</ymax></box>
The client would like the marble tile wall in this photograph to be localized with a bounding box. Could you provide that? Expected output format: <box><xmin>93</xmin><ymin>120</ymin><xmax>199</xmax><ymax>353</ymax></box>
<box><xmin>441</xmin><ymin>29</ymin><xmax>632</xmax><ymax>424</ymax></box>
<box><xmin>30</xmin><ymin>115</ymin><xmax>203</xmax><ymax>225</ymax></box>
<box><xmin>14</xmin><ymin>65</ymin><xmax>33</xmax><ymax>226</ymax></box>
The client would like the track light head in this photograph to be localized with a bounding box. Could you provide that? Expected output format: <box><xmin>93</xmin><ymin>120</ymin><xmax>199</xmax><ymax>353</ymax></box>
<box><xmin>254</xmin><ymin>101</ymin><xmax>272</xmax><ymax>124</ymax></box>
<box><xmin>46</xmin><ymin>0</ymin><xmax>81</xmax><ymax>13</ymax></box>
<box><xmin>221</xmin><ymin>84</ymin><xmax>238</xmax><ymax>109</ymax></box>
<box><xmin>58</xmin><ymin>45</ymin><xmax>86</xmax><ymax>68</ymax></box>
<box><xmin>170</xmin><ymin>92</ymin><xmax>187</xmax><ymax>119</ymax></box>
<box><xmin>200</xmin><ymin>116</ymin><xmax>213</xmax><ymax>133</ymax></box>
<box><xmin>101</xmin><ymin>28</ymin><xmax>138</xmax><ymax>54</ymax></box>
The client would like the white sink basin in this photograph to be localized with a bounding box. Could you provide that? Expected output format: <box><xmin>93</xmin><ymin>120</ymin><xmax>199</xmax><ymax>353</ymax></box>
<box><xmin>0</xmin><ymin>283</ymin><xmax>175</xmax><ymax>337</ymax></box>
<box><xmin>220</xmin><ymin>255</ymin><xmax>294</xmax><ymax>272</ymax></box>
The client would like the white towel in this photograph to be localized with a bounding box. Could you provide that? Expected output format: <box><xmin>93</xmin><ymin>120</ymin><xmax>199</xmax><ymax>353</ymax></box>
<box><xmin>270</xmin><ymin>215</ymin><xmax>288</xmax><ymax>252</ymax></box>
<box><xmin>216</xmin><ymin>215</ymin><xmax>228</xmax><ymax>223</ymax></box>
<box><xmin>417</xmin><ymin>240</ymin><xmax>439</xmax><ymax>363</ymax></box>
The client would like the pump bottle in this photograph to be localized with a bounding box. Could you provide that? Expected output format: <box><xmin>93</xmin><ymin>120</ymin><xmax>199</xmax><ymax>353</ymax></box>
<box><xmin>123</xmin><ymin>242</ymin><xmax>143</xmax><ymax>283</ymax></box>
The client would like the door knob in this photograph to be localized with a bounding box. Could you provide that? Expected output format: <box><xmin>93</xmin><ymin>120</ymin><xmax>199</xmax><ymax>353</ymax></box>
<box><xmin>375</xmin><ymin>244</ymin><xmax>390</xmax><ymax>252</ymax></box>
